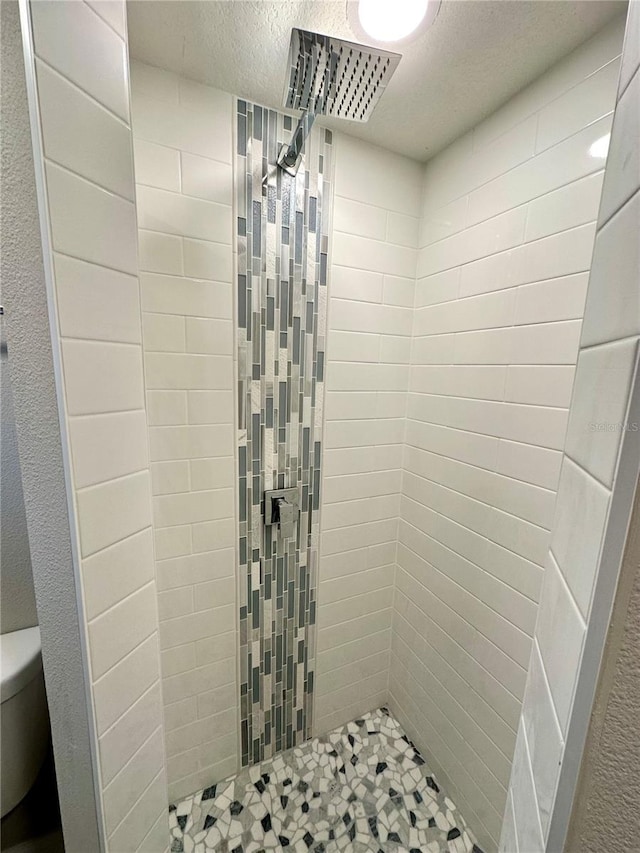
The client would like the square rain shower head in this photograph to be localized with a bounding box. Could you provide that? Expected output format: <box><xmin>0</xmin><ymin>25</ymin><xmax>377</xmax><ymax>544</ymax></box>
<box><xmin>282</xmin><ymin>28</ymin><xmax>401</xmax><ymax>123</ymax></box>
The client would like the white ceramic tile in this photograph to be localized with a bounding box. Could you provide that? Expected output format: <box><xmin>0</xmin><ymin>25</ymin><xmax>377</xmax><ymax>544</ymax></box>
<box><xmin>619</xmin><ymin>0</ymin><xmax>640</xmax><ymax>94</ymax></box>
<box><xmin>89</xmin><ymin>582</ymin><xmax>158</xmax><ymax>680</ymax></box>
<box><xmin>189</xmin><ymin>458</ymin><xmax>234</xmax><ymax>491</ymax></box>
<box><xmin>181</xmin><ymin>152</ymin><xmax>232</xmax><ymax>205</ymax></box>
<box><xmin>136</xmin><ymin>184</ymin><xmax>232</xmax><ymax>244</ymax></box>
<box><xmin>130</xmin><ymin>60</ymin><xmax>179</xmax><ymax>104</ymax></box>
<box><xmin>145</xmin><ymin>353</ymin><xmax>233</xmax><ymax>391</ymax></box>
<box><xmin>69</xmin><ymin>410</ymin><xmax>149</xmax><ymax>488</ymax></box>
<box><xmin>329</xmin><ymin>300</ymin><xmax>412</xmax><ymax>336</ymax></box>
<box><xmin>31</xmin><ymin>0</ymin><xmax>129</xmax><ymax>120</ymax></box>
<box><xmin>415</xmin><ymin>268</ymin><xmax>460</xmax><ymax>307</ymax></box>
<box><xmin>496</xmin><ymin>439</ymin><xmax>563</xmax><ymax>492</ymax></box>
<box><xmin>334</xmin><ymin>132</ymin><xmax>422</xmax><ymax>215</ymax></box>
<box><xmin>133</xmin><ymin>139</ymin><xmax>180</xmax><ymax>192</ymax></box>
<box><xmin>148</xmin><ymin>425</ymin><xmax>233</xmax><ymax>461</ymax></box>
<box><xmin>419</xmin><ymin>196</ymin><xmax>468</xmax><ymax>248</ymax></box>
<box><xmin>498</xmin><ymin>791</ymin><xmax>519</xmax><ymax>853</ymax></box>
<box><xmin>154</xmin><ymin>525</ymin><xmax>192</xmax><ymax>561</ymax></box>
<box><xmin>153</xmin><ymin>488</ymin><xmax>232</xmax><ymax>528</ymax></box>
<box><xmin>581</xmin><ymin>190</ymin><xmax>640</xmax><ymax>346</ymax></box>
<box><xmin>333</xmin><ymin>232</ymin><xmax>417</xmax><ymax>279</ymax></box>
<box><xmin>146</xmin><ymin>391</ymin><xmax>188</xmax><ymax>426</ymax></box>
<box><xmin>510</xmin><ymin>725</ymin><xmax>545</xmax><ymax>853</ymax></box>
<box><xmin>143</xmin><ymin>313</ymin><xmax>186</xmax><ymax>353</ymax></box>
<box><xmin>178</xmin><ymin>79</ymin><xmax>233</xmax><ymax>153</ymax></box>
<box><xmin>82</xmin><ymin>528</ymin><xmax>155</xmax><ymax>621</ymax></box>
<box><xmin>138</xmin><ymin>232</ymin><xmax>183</xmax><ymax>277</ymax></box>
<box><xmin>98</xmin><ymin>682</ymin><xmax>163</xmax><ymax>786</ymax></box>
<box><xmin>333</xmin><ymin>196</ymin><xmax>387</xmax><ymax>241</ymax></box>
<box><xmin>504</xmin><ymin>365</ymin><xmax>575</xmax><ymax>409</ymax></box>
<box><xmin>85</xmin><ymin>1</ymin><xmax>126</xmax><ymax>37</ymax></box>
<box><xmin>467</xmin><ymin>115</ymin><xmax>614</xmax><ymax>226</ymax></box>
<box><xmin>535</xmin><ymin>58</ymin><xmax>619</xmax><ymax>152</ymax></box>
<box><xmin>150</xmin><ymin>460</ymin><xmax>190</xmax><ymax>496</ymax></box>
<box><xmin>93</xmin><ymin>633</ymin><xmax>161</xmax><ymax>734</ymax></box>
<box><xmin>387</xmin><ymin>211</ymin><xmax>420</xmax><ymax>248</ymax></box>
<box><xmin>62</xmin><ymin>339</ymin><xmax>144</xmax><ymax>415</ymax></box>
<box><xmin>413</xmin><ymin>288</ymin><xmax>516</xmax><ymax>336</ymax></box>
<box><xmin>186</xmin><ymin>391</ymin><xmax>235</xmax><ymax>425</ymax></box>
<box><xmin>514</xmin><ymin>273</ymin><xmax>589</xmax><ymax>325</ymax></box>
<box><xmin>383</xmin><ymin>275</ymin><xmax>415</xmax><ymax>308</ymax></box>
<box><xmin>131</xmin><ymin>92</ymin><xmax>229</xmax><ymax>162</ymax></box>
<box><xmin>525</xmin><ymin>172</ymin><xmax>604</xmax><ymax>242</ymax></box>
<box><xmin>473</xmin><ymin>114</ymin><xmax>537</xmax><ymax>189</ymax></box>
<box><xmin>551</xmin><ymin>457</ymin><xmax>611</xmax><ymax>617</ymax></box>
<box><xmin>564</xmin><ymin>337</ymin><xmax>638</xmax><ymax>487</ymax></box>
<box><xmin>183</xmin><ymin>238</ymin><xmax>233</xmax><ymax>282</ymax></box>
<box><xmin>535</xmin><ymin>553</ymin><xmax>586</xmax><ymax>733</ymax></box>
<box><xmin>102</xmin><ymin>727</ymin><xmax>164</xmax><ymax>834</ymax></box>
<box><xmin>330</xmin><ymin>266</ymin><xmax>384</xmax><ymax>303</ymax></box>
<box><xmin>46</xmin><ymin>163</ymin><xmax>138</xmax><ymax>275</ymax></box>
<box><xmin>509</xmin><ymin>222</ymin><xmax>597</xmax><ymax>288</ymax></box>
<box><xmin>54</xmin><ymin>253</ymin><xmax>141</xmax><ymax>344</ymax></box>
<box><xmin>108</xmin><ymin>770</ymin><xmax>168</xmax><ymax>853</ymax></box>
<box><xmin>155</xmin><ymin>550</ymin><xmax>234</xmax><ymax>592</ymax></box>
<box><xmin>599</xmin><ymin>66</ymin><xmax>640</xmax><ymax>224</ymax></box>
<box><xmin>522</xmin><ymin>642</ymin><xmax>564</xmax><ymax>836</ymax></box>
<box><xmin>418</xmin><ymin>206</ymin><xmax>527</xmax><ymax>278</ymax></box>
<box><xmin>185</xmin><ymin>318</ymin><xmax>233</xmax><ymax>355</ymax></box>
<box><xmin>36</xmin><ymin>59</ymin><xmax>134</xmax><ymax>199</ymax></box>
<box><xmin>140</xmin><ymin>273</ymin><xmax>232</xmax><ymax>319</ymax></box>
<box><xmin>76</xmin><ymin>471</ymin><xmax>153</xmax><ymax>557</ymax></box>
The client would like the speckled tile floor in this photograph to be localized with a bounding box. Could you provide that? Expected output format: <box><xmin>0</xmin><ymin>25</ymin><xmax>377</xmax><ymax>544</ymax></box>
<box><xmin>169</xmin><ymin>708</ymin><xmax>483</xmax><ymax>853</ymax></box>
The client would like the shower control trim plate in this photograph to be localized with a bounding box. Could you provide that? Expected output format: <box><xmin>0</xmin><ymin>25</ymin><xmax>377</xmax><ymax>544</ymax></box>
<box><xmin>264</xmin><ymin>488</ymin><xmax>299</xmax><ymax>539</ymax></box>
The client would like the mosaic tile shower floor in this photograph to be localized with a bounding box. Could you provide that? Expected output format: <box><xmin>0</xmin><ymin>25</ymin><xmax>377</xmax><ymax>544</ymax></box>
<box><xmin>169</xmin><ymin>708</ymin><xmax>483</xmax><ymax>853</ymax></box>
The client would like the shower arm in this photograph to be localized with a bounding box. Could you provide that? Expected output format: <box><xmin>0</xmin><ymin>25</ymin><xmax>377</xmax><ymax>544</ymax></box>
<box><xmin>277</xmin><ymin>109</ymin><xmax>317</xmax><ymax>176</ymax></box>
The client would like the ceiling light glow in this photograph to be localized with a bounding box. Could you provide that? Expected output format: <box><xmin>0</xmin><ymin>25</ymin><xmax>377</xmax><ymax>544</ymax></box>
<box><xmin>358</xmin><ymin>0</ymin><xmax>430</xmax><ymax>42</ymax></box>
<box><xmin>589</xmin><ymin>133</ymin><xmax>611</xmax><ymax>159</ymax></box>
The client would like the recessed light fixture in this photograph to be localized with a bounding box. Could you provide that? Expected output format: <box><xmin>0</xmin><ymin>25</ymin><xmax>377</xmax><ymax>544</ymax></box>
<box><xmin>347</xmin><ymin>0</ymin><xmax>441</xmax><ymax>45</ymax></box>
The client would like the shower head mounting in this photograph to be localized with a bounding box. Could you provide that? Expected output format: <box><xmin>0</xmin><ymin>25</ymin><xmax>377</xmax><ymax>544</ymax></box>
<box><xmin>277</xmin><ymin>28</ymin><xmax>401</xmax><ymax>175</ymax></box>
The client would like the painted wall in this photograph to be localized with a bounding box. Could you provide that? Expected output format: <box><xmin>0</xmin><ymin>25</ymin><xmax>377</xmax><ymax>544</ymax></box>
<box><xmin>502</xmin><ymin>4</ymin><xmax>640</xmax><ymax>851</ymax></box>
<box><xmin>566</xmin><ymin>479</ymin><xmax>640</xmax><ymax>852</ymax></box>
<box><xmin>388</xmin><ymin>16</ymin><xmax>625</xmax><ymax>852</ymax></box>
<box><xmin>129</xmin><ymin>60</ymin><xmax>238</xmax><ymax>805</ymax></box>
<box><xmin>1</xmin><ymin>349</ymin><xmax>38</xmax><ymax>634</ymax></box>
<box><xmin>314</xmin><ymin>133</ymin><xmax>421</xmax><ymax>737</ymax></box>
<box><xmin>21</xmin><ymin>1</ymin><xmax>168</xmax><ymax>849</ymax></box>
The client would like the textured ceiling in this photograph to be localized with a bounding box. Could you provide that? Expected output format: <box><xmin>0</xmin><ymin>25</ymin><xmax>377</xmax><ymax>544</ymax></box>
<box><xmin>127</xmin><ymin>0</ymin><xmax>627</xmax><ymax>162</ymax></box>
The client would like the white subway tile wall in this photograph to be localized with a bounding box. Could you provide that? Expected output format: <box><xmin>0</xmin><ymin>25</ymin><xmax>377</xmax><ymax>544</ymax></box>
<box><xmin>502</xmin><ymin>11</ymin><xmax>640</xmax><ymax>853</ymax></box>
<box><xmin>27</xmin><ymin>2</ymin><xmax>168</xmax><ymax>850</ymax></box>
<box><xmin>130</xmin><ymin>61</ymin><xmax>238</xmax><ymax>804</ymax></box>
<box><xmin>314</xmin><ymin>133</ymin><xmax>422</xmax><ymax>737</ymax></box>
<box><xmin>389</xmin><ymin>18</ymin><xmax>625</xmax><ymax>852</ymax></box>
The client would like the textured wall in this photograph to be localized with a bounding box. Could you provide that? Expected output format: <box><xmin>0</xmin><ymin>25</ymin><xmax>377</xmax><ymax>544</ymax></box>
<box><xmin>567</xmin><ymin>484</ymin><xmax>640</xmax><ymax>852</ymax></box>
<box><xmin>501</xmin><ymin>3</ymin><xmax>640</xmax><ymax>850</ymax></box>
<box><xmin>315</xmin><ymin>132</ymin><xmax>421</xmax><ymax>737</ymax></box>
<box><xmin>389</xmin><ymin>17</ymin><xmax>624</xmax><ymax>852</ymax></box>
<box><xmin>129</xmin><ymin>60</ymin><xmax>238</xmax><ymax>805</ymax></box>
<box><xmin>1</xmin><ymin>350</ymin><xmax>38</xmax><ymax>634</ymax></box>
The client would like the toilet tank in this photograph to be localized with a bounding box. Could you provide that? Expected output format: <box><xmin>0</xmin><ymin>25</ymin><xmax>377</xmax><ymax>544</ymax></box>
<box><xmin>1</xmin><ymin>626</ymin><xmax>49</xmax><ymax>817</ymax></box>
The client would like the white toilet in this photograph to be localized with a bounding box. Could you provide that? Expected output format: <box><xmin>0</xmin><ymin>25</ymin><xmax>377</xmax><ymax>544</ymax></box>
<box><xmin>1</xmin><ymin>626</ymin><xmax>50</xmax><ymax>817</ymax></box>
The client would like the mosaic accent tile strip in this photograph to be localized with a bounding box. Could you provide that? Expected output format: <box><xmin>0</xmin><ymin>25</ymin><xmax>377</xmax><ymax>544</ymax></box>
<box><xmin>169</xmin><ymin>707</ymin><xmax>484</xmax><ymax>853</ymax></box>
<box><xmin>236</xmin><ymin>100</ymin><xmax>333</xmax><ymax>766</ymax></box>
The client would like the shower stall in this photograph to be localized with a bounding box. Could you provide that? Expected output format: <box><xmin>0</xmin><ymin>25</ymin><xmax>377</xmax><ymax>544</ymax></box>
<box><xmin>4</xmin><ymin>1</ymin><xmax>640</xmax><ymax>851</ymax></box>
